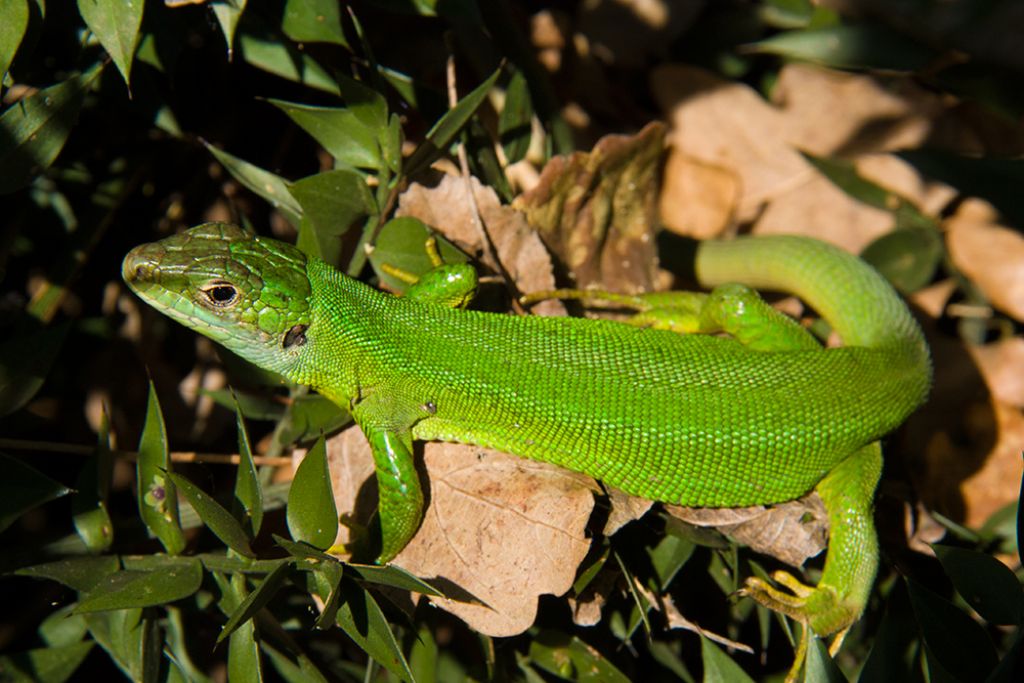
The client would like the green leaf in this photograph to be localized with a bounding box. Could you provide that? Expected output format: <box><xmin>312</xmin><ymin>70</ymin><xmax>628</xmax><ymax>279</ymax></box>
<box><xmin>368</xmin><ymin>216</ymin><xmax>468</xmax><ymax>292</ymax></box>
<box><xmin>286</xmin><ymin>436</ymin><xmax>337</xmax><ymax>549</ymax></box>
<box><xmin>405</xmin><ymin>65</ymin><xmax>503</xmax><ymax>177</ymax></box>
<box><xmin>282</xmin><ymin>0</ymin><xmax>347</xmax><ymax>46</ymax></box>
<box><xmin>346</xmin><ymin>563</ymin><xmax>443</xmax><ymax>597</ymax></box>
<box><xmin>804</xmin><ymin>635</ymin><xmax>846</xmax><ymax>682</ymax></box>
<box><xmin>528</xmin><ymin>630</ymin><xmax>631</xmax><ymax>683</ymax></box>
<box><xmin>932</xmin><ymin>544</ymin><xmax>1024</xmax><ymax>626</ymax></box>
<box><xmin>907</xmin><ymin>578</ymin><xmax>999</xmax><ymax>681</ymax></box>
<box><xmin>168</xmin><ymin>472</ymin><xmax>255</xmax><ymax>557</ymax></box>
<box><xmin>82</xmin><ymin>608</ymin><xmax>146</xmax><ymax>682</ymax></box>
<box><xmin>646</xmin><ymin>532</ymin><xmax>695</xmax><ymax>590</ymax></box>
<box><xmin>218</xmin><ymin>559</ymin><xmax>292</xmax><ymax>644</ymax></box>
<box><xmin>745</xmin><ymin>24</ymin><xmax>935</xmax><ymax>72</ymax></box>
<box><xmin>261</xmin><ymin>642</ymin><xmax>330</xmax><ymax>683</ymax></box>
<box><xmin>0</xmin><ymin>0</ymin><xmax>29</xmax><ymax>80</ymax></box>
<box><xmin>499</xmin><ymin>67</ymin><xmax>533</xmax><ymax>164</ymax></box>
<box><xmin>335</xmin><ymin>577</ymin><xmax>415</xmax><ymax>683</ymax></box>
<box><xmin>0</xmin><ymin>641</ymin><xmax>94</xmax><ymax>683</ymax></box>
<box><xmin>336</xmin><ymin>74</ymin><xmax>388</xmax><ymax>130</ymax></box>
<box><xmin>233</xmin><ymin>400</ymin><xmax>263</xmax><ymax>538</ymax></box>
<box><xmin>0</xmin><ymin>321</ymin><xmax>68</xmax><ymax>416</ymax></box>
<box><xmin>290</xmin><ymin>169</ymin><xmax>376</xmax><ymax>259</ymax></box>
<box><xmin>860</xmin><ymin>227</ymin><xmax>943</xmax><ymax>293</ymax></box>
<box><xmin>211</xmin><ymin>0</ymin><xmax>248</xmax><ymax>55</ymax></box>
<box><xmin>236</xmin><ymin>26</ymin><xmax>339</xmax><ymax>95</ymax></box>
<box><xmin>39</xmin><ymin>605</ymin><xmax>89</xmax><ymax>648</ymax></box>
<box><xmin>204</xmin><ymin>143</ymin><xmax>302</xmax><ymax>227</ymax></box>
<box><xmin>16</xmin><ymin>556</ymin><xmax>121</xmax><ymax>592</ymax></box>
<box><xmin>268</xmin><ymin>99</ymin><xmax>381</xmax><ymax>170</ymax></box>
<box><xmin>204</xmin><ymin>388</ymin><xmax>284</xmax><ymax>421</ymax></box>
<box><xmin>0</xmin><ymin>451</ymin><xmax>71</xmax><ymax>533</ymax></box>
<box><xmin>136</xmin><ymin>380</ymin><xmax>185</xmax><ymax>555</ymax></box>
<box><xmin>700</xmin><ymin>636</ymin><xmax>756</xmax><ymax>683</ymax></box>
<box><xmin>0</xmin><ymin>64</ymin><xmax>101</xmax><ymax>194</ymax></box>
<box><xmin>277</xmin><ymin>392</ymin><xmax>351</xmax><ymax>444</ymax></box>
<box><xmin>228</xmin><ymin>616</ymin><xmax>263</xmax><ymax>683</ymax></box>
<box><xmin>898</xmin><ymin>150</ymin><xmax>1024</xmax><ymax>228</ymax></box>
<box><xmin>72</xmin><ymin>409</ymin><xmax>114</xmax><ymax>552</ymax></box>
<box><xmin>77</xmin><ymin>0</ymin><xmax>143</xmax><ymax>89</ymax></box>
<box><xmin>75</xmin><ymin>558</ymin><xmax>203</xmax><ymax>612</ymax></box>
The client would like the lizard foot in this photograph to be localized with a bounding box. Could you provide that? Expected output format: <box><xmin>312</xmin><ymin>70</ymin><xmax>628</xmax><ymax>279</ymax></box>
<box><xmin>741</xmin><ymin>571</ymin><xmax>856</xmax><ymax>682</ymax></box>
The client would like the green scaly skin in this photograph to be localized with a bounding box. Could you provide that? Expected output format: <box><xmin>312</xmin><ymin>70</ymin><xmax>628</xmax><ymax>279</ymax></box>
<box><xmin>123</xmin><ymin>222</ymin><xmax>930</xmax><ymax>654</ymax></box>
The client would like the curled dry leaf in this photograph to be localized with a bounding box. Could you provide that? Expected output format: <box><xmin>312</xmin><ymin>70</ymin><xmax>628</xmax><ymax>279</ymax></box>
<box><xmin>651</xmin><ymin>63</ymin><xmax>945</xmax><ymax>252</ymax></box>
<box><xmin>603</xmin><ymin>488</ymin><xmax>655</xmax><ymax>536</ymax></box>
<box><xmin>946</xmin><ymin>199</ymin><xmax>1024</xmax><ymax>322</ymax></box>
<box><xmin>397</xmin><ymin>174</ymin><xmax>565</xmax><ymax>316</ymax></box>
<box><xmin>954</xmin><ymin>338</ymin><xmax>1024</xmax><ymax>528</ymax></box>
<box><xmin>323</xmin><ymin>426</ymin><xmax>597</xmax><ymax>637</ymax></box>
<box><xmin>666</xmin><ymin>494</ymin><xmax>828</xmax><ymax>569</ymax></box>
<box><xmin>513</xmin><ymin>121</ymin><xmax>667</xmax><ymax>292</ymax></box>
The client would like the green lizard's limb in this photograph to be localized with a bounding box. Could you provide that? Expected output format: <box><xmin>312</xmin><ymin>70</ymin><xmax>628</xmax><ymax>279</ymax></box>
<box><xmin>358</xmin><ymin>423</ymin><xmax>423</xmax><ymax>563</ymax></box>
<box><xmin>380</xmin><ymin>237</ymin><xmax>478</xmax><ymax>308</ymax></box>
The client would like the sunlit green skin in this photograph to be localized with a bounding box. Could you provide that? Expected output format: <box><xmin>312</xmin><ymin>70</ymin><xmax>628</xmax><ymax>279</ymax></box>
<box><xmin>123</xmin><ymin>222</ymin><xmax>930</xmax><ymax>644</ymax></box>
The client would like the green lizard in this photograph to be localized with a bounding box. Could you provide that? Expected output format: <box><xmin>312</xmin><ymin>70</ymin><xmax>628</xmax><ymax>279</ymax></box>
<box><xmin>123</xmin><ymin>222</ymin><xmax>930</xmax><ymax>667</ymax></box>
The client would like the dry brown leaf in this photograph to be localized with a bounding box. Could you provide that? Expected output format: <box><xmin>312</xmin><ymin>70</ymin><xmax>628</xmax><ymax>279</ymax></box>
<box><xmin>323</xmin><ymin>426</ymin><xmax>596</xmax><ymax>637</ymax></box>
<box><xmin>659</xmin><ymin>152</ymin><xmax>738</xmax><ymax>239</ymax></box>
<box><xmin>651</xmin><ymin>63</ymin><xmax>948</xmax><ymax>252</ymax></box>
<box><xmin>969</xmin><ymin>338</ymin><xmax>1024</xmax><ymax>408</ymax></box>
<box><xmin>397</xmin><ymin>174</ymin><xmax>565</xmax><ymax>317</ymax></box>
<box><xmin>946</xmin><ymin>199</ymin><xmax>1024</xmax><ymax>322</ymax></box>
<box><xmin>958</xmin><ymin>400</ymin><xmax>1024</xmax><ymax>528</ymax></box>
<box><xmin>514</xmin><ymin>121</ymin><xmax>667</xmax><ymax>292</ymax></box>
<box><xmin>771</xmin><ymin>63</ymin><xmax>938</xmax><ymax>156</ymax></box>
<box><xmin>603</xmin><ymin>488</ymin><xmax>655</xmax><ymax>536</ymax></box>
<box><xmin>666</xmin><ymin>494</ymin><xmax>828</xmax><ymax>569</ymax></box>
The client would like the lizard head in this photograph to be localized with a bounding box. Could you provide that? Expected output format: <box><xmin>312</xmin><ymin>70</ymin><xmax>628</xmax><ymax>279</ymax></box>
<box><xmin>123</xmin><ymin>222</ymin><xmax>313</xmax><ymax>377</ymax></box>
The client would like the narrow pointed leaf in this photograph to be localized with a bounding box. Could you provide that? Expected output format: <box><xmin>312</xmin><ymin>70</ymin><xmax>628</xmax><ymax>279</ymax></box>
<box><xmin>0</xmin><ymin>63</ymin><xmax>94</xmax><ymax>192</ymax></box>
<box><xmin>218</xmin><ymin>559</ymin><xmax>292</xmax><ymax>644</ymax></box>
<box><xmin>268</xmin><ymin>99</ymin><xmax>380</xmax><ymax>169</ymax></box>
<box><xmin>405</xmin><ymin>66</ymin><xmax>502</xmax><ymax>177</ymax></box>
<box><xmin>282</xmin><ymin>0</ymin><xmax>347</xmax><ymax>46</ymax></box>
<box><xmin>204</xmin><ymin>143</ymin><xmax>302</xmax><ymax>227</ymax></box>
<box><xmin>16</xmin><ymin>556</ymin><xmax>121</xmax><ymax>592</ymax></box>
<box><xmin>72</xmin><ymin>409</ymin><xmax>114</xmax><ymax>552</ymax></box>
<box><xmin>346</xmin><ymin>563</ymin><xmax>443</xmax><ymax>597</ymax></box>
<box><xmin>75</xmin><ymin>559</ymin><xmax>202</xmax><ymax>613</ymax></box>
<box><xmin>907</xmin><ymin>578</ymin><xmax>999</xmax><ymax>681</ymax></box>
<box><xmin>0</xmin><ymin>451</ymin><xmax>71</xmax><ymax>533</ymax></box>
<box><xmin>211</xmin><ymin>0</ymin><xmax>248</xmax><ymax>55</ymax></box>
<box><xmin>77</xmin><ymin>0</ymin><xmax>143</xmax><ymax>88</ymax></box>
<box><xmin>168</xmin><ymin>472</ymin><xmax>255</xmax><ymax>557</ymax></box>
<box><xmin>932</xmin><ymin>544</ymin><xmax>1024</xmax><ymax>626</ymax></box>
<box><xmin>236</xmin><ymin>27</ymin><xmax>338</xmax><ymax>95</ymax></box>
<box><xmin>499</xmin><ymin>67</ymin><xmax>533</xmax><ymax>164</ymax></box>
<box><xmin>290</xmin><ymin>169</ymin><xmax>376</xmax><ymax>258</ymax></box>
<box><xmin>0</xmin><ymin>0</ymin><xmax>29</xmax><ymax>79</ymax></box>
<box><xmin>286</xmin><ymin>436</ymin><xmax>337</xmax><ymax>550</ymax></box>
<box><xmin>745</xmin><ymin>25</ymin><xmax>934</xmax><ymax>72</ymax></box>
<box><xmin>700</xmin><ymin>636</ymin><xmax>756</xmax><ymax>683</ymax></box>
<box><xmin>0</xmin><ymin>641</ymin><xmax>94</xmax><ymax>683</ymax></box>
<box><xmin>233</xmin><ymin>400</ymin><xmax>263</xmax><ymax>537</ymax></box>
<box><xmin>228</xmin><ymin>618</ymin><xmax>263</xmax><ymax>683</ymax></box>
<box><xmin>136</xmin><ymin>381</ymin><xmax>185</xmax><ymax>555</ymax></box>
<box><xmin>335</xmin><ymin>578</ymin><xmax>414</xmax><ymax>683</ymax></box>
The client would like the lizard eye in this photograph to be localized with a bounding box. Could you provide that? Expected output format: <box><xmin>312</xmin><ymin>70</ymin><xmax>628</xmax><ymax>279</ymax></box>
<box><xmin>199</xmin><ymin>281</ymin><xmax>239</xmax><ymax>308</ymax></box>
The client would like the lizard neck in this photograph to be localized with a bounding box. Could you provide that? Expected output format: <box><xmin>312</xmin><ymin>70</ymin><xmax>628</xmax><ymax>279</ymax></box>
<box><xmin>288</xmin><ymin>258</ymin><xmax>391</xmax><ymax>408</ymax></box>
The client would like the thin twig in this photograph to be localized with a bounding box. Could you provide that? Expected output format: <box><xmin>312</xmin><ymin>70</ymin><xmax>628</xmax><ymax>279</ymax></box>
<box><xmin>0</xmin><ymin>438</ymin><xmax>292</xmax><ymax>467</ymax></box>
<box><xmin>445</xmin><ymin>54</ymin><xmax>526</xmax><ymax>314</ymax></box>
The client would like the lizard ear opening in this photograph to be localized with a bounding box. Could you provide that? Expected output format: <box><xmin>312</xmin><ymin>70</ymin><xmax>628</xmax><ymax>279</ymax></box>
<box><xmin>283</xmin><ymin>324</ymin><xmax>308</xmax><ymax>349</ymax></box>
